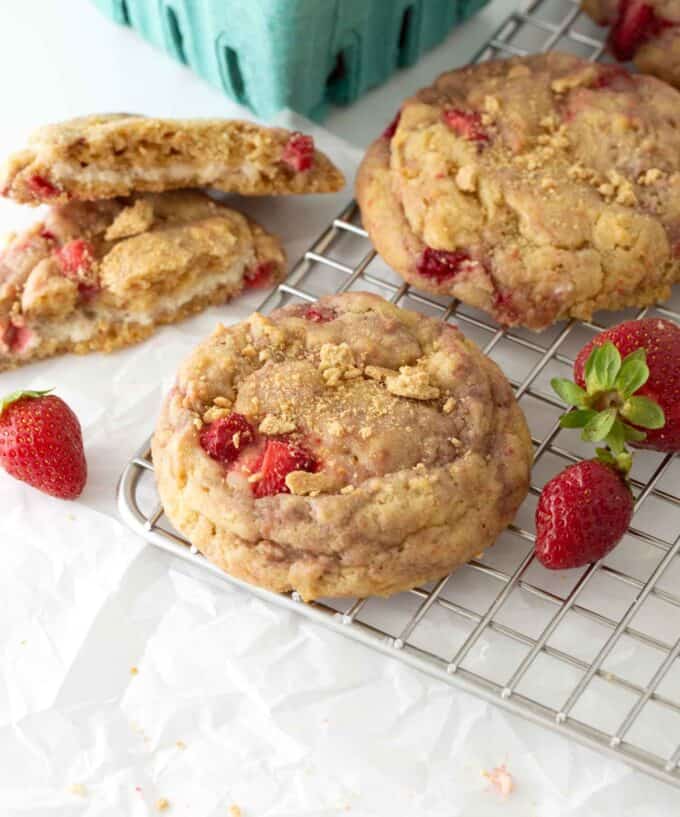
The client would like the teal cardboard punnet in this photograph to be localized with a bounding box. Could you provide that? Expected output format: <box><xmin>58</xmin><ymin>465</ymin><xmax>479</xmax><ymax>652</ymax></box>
<box><xmin>91</xmin><ymin>0</ymin><xmax>489</xmax><ymax>120</ymax></box>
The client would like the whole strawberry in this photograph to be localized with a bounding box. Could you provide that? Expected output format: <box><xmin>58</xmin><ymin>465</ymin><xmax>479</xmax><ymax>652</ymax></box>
<box><xmin>574</xmin><ymin>318</ymin><xmax>680</xmax><ymax>451</ymax></box>
<box><xmin>550</xmin><ymin>324</ymin><xmax>673</xmax><ymax>472</ymax></box>
<box><xmin>535</xmin><ymin>460</ymin><xmax>633</xmax><ymax>569</ymax></box>
<box><xmin>0</xmin><ymin>390</ymin><xmax>86</xmax><ymax>499</ymax></box>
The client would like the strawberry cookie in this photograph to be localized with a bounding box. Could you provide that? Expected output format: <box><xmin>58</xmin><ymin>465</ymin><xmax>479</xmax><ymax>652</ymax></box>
<box><xmin>152</xmin><ymin>292</ymin><xmax>532</xmax><ymax>600</ymax></box>
<box><xmin>0</xmin><ymin>191</ymin><xmax>285</xmax><ymax>370</ymax></box>
<box><xmin>357</xmin><ymin>53</ymin><xmax>680</xmax><ymax>330</ymax></box>
<box><xmin>583</xmin><ymin>0</ymin><xmax>680</xmax><ymax>89</ymax></box>
<box><xmin>0</xmin><ymin>115</ymin><xmax>345</xmax><ymax>205</ymax></box>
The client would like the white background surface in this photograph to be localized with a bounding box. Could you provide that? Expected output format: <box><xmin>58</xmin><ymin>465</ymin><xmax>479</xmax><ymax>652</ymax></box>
<box><xmin>1</xmin><ymin>1</ymin><xmax>679</xmax><ymax>815</ymax></box>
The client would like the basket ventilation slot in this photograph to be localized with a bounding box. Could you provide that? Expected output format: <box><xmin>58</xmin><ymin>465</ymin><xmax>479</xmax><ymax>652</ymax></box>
<box><xmin>223</xmin><ymin>46</ymin><xmax>248</xmax><ymax>105</ymax></box>
<box><xmin>165</xmin><ymin>6</ymin><xmax>188</xmax><ymax>64</ymax></box>
<box><xmin>398</xmin><ymin>4</ymin><xmax>418</xmax><ymax>67</ymax></box>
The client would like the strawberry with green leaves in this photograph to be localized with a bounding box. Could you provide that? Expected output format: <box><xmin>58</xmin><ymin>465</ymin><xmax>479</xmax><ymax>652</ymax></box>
<box><xmin>0</xmin><ymin>389</ymin><xmax>87</xmax><ymax>499</ymax></box>
<box><xmin>535</xmin><ymin>318</ymin><xmax>678</xmax><ymax>570</ymax></box>
<box><xmin>572</xmin><ymin>318</ymin><xmax>679</xmax><ymax>453</ymax></box>
<box><xmin>551</xmin><ymin>338</ymin><xmax>665</xmax><ymax>473</ymax></box>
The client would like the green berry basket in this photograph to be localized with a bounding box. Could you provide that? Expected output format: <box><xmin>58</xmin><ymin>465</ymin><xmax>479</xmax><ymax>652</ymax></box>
<box><xmin>91</xmin><ymin>0</ymin><xmax>490</xmax><ymax>120</ymax></box>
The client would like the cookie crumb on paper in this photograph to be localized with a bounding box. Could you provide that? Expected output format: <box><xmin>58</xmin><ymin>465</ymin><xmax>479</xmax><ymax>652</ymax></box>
<box><xmin>156</xmin><ymin>797</ymin><xmax>170</xmax><ymax>811</ymax></box>
<box><xmin>228</xmin><ymin>805</ymin><xmax>242</xmax><ymax>817</ymax></box>
<box><xmin>68</xmin><ymin>783</ymin><xmax>87</xmax><ymax>796</ymax></box>
<box><xmin>483</xmin><ymin>763</ymin><xmax>514</xmax><ymax>798</ymax></box>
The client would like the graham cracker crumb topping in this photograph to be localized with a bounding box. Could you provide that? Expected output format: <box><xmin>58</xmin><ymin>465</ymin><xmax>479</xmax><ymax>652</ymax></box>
<box><xmin>285</xmin><ymin>469</ymin><xmax>338</xmax><ymax>496</ymax></box>
<box><xmin>385</xmin><ymin>365</ymin><xmax>440</xmax><ymax>400</ymax></box>
<box><xmin>550</xmin><ymin>66</ymin><xmax>598</xmax><ymax>94</ymax></box>
<box><xmin>455</xmin><ymin>164</ymin><xmax>478</xmax><ymax>192</ymax></box>
<box><xmin>202</xmin><ymin>406</ymin><xmax>231</xmax><ymax>424</ymax></box>
<box><xmin>328</xmin><ymin>420</ymin><xmax>344</xmax><ymax>437</ymax></box>
<box><xmin>638</xmin><ymin>168</ymin><xmax>663</xmax><ymax>186</ymax></box>
<box><xmin>364</xmin><ymin>365</ymin><xmax>395</xmax><ymax>381</ymax></box>
<box><xmin>319</xmin><ymin>342</ymin><xmax>362</xmax><ymax>386</ymax></box>
<box><xmin>259</xmin><ymin>413</ymin><xmax>296</xmax><ymax>435</ymax></box>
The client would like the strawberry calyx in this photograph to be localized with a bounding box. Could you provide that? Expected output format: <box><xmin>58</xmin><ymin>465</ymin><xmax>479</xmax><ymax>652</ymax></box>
<box><xmin>0</xmin><ymin>388</ymin><xmax>52</xmax><ymax>415</ymax></box>
<box><xmin>551</xmin><ymin>341</ymin><xmax>665</xmax><ymax>475</ymax></box>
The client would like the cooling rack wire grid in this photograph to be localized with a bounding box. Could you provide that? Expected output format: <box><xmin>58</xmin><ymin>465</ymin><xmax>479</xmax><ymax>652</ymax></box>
<box><xmin>118</xmin><ymin>0</ymin><xmax>680</xmax><ymax>789</ymax></box>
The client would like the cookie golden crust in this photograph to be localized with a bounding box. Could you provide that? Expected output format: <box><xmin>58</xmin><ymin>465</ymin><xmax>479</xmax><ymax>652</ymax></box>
<box><xmin>0</xmin><ymin>115</ymin><xmax>345</xmax><ymax>205</ymax></box>
<box><xmin>0</xmin><ymin>190</ymin><xmax>285</xmax><ymax>371</ymax></box>
<box><xmin>356</xmin><ymin>53</ymin><xmax>680</xmax><ymax>330</ymax></box>
<box><xmin>152</xmin><ymin>292</ymin><xmax>533</xmax><ymax>601</ymax></box>
<box><xmin>583</xmin><ymin>0</ymin><xmax>680</xmax><ymax>89</ymax></box>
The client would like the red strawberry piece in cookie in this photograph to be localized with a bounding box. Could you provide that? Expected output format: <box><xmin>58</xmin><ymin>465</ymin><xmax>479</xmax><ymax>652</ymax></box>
<box><xmin>535</xmin><ymin>459</ymin><xmax>633</xmax><ymax>569</ymax></box>
<box><xmin>39</xmin><ymin>228</ymin><xmax>58</xmax><ymax>244</ymax></box>
<box><xmin>382</xmin><ymin>111</ymin><xmax>401</xmax><ymax>140</ymax></box>
<box><xmin>56</xmin><ymin>239</ymin><xmax>100</xmax><ymax>296</ymax></box>
<box><xmin>493</xmin><ymin>290</ymin><xmax>521</xmax><ymax>326</ymax></box>
<box><xmin>282</xmin><ymin>133</ymin><xmax>315</xmax><ymax>172</ymax></box>
<box><xmin>301</xmin><ymin>303</ymin><xmax>337</xmax><ymax>323</ymax></box>
<box><xmin>0</xmin><ymin>321</ymin><xmax>33</xmax><ymax>354</ymax></box>
<box><xmin>245</xmin><ymin>260</ymin><xmax>277</xmax><ymax>289</ymax></box>
<box><xmin>610</xmin><ymin>0</ymin><xmax>672</xmax><ymax>60</ymax></box>
<box><xmin>200</xmin><ymin>413</ymin><xmax>255</xmax><ymax>464</ymax></box>
<box><xmin>442</xmin><ymin>109</ymin><xmax>489</xmax><ymax>143</ymax></box>
<box><xmin>56</xmin><ymin>239</ymin><xmax>96</xmax><ymax>280</ymax></box>
<box><xmin>26</xmin><ymin>175</ymin><xmax>60</xmax><ymax>200</ymax></box>
<box><xmin>0</xmin><ymin>389</ymin><xmax>87</xmax><ymax>499</ymax></box>
<box><xmin>252</xmin><ymin>438</ymin><xmax>318</xmax><ymax>498</ymax></box>
<box><xmin>592</xmin><ymin>64</ymin><xmax>635</xmax><ymax>90</ymax></box>
<box><xmin>416</xmin><ymin>248</ymin><xmax>472</xmax><ymax>283</ymax></box>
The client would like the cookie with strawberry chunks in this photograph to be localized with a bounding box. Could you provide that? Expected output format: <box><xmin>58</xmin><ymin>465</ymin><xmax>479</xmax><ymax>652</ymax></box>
<box><xmin>356</xmin><ymin>53</ymin><xmax>680</xmax><ymax>330</ymax></box>
<box><xmin>0</xmin><ymin>190</ymin><xmax>285</xmax><ymax>371</ymax></box>
<box><xmin>152</xmin><ymin>292</ymin><xmax>533</xmax><ymax>601</ymax></box>
<box><xmin>0</xmin><ymin>115</ymin><xmax>345</xmax><ymax>205</ymax></box>
<box><xmin>583</xmin><ymin>0</ymin><xmax>680</xmax><ymax>89</ymax></box>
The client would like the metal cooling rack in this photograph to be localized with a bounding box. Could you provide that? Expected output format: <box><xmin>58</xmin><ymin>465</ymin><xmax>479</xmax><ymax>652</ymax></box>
<box><xmin>118</xmin><ymin>0</ymin><xmax>680</xmax><ymax>789</ymax></box>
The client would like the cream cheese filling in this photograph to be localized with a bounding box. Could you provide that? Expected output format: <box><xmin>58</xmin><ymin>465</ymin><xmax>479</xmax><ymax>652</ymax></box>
<box><xmin>50</xmin><ymin>160</ymin><xmax>262</xmax><ymax>186</ymax></box>
<box><xmin>5</xmin><ymin>256</ymin><xmax>250</xmax><ymax>357</ymax></box>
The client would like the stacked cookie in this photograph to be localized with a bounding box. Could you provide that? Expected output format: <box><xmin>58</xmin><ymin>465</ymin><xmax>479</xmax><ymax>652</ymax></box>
<box><xmin>357</xmin><ymin>53</ymin><xmax>680</xmax><ymax>329</ymax></box>
<box><xmin>0</xmin><ymin>115</ymin><xmax>344</xmax><ymax>371</ymax></box>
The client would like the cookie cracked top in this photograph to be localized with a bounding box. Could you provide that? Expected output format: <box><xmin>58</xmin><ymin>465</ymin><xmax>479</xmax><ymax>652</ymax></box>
<box><xmin>152</xmin><ymin>292</ymin><xmax>532</xmax><ymax>600</ymax></box>
<box><xmin>357</xmin><ymin>53</ymin><xmax>680</xmax><ymax>329</ymax></box>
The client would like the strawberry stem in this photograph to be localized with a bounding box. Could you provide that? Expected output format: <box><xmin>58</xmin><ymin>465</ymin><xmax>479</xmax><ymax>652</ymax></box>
<box><xmin>0</xmin><ymin>389</ymin><xmax>53</xmax><ymax>415</ymax></box>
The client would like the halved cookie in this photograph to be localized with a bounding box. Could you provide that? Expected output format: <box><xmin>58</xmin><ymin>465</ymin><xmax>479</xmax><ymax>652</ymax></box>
<box><xmin>357</xmin><ymin>53</ymin><xmax>680</xmax><ymax>330</ymax></box>
<box><xmin>0</xmin><ymin>190</ymin><xmax>285</xmax><ymax>371</ymax></box>
<box><xmin>0</xmin><ymin>115</ymin><xmax>345</xmax><ymax>205</ymax></box>
<box><xmin>152</xmin><ymin>291</ymin><xmax>532</xmax><ymax>601</ymax></box>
